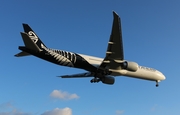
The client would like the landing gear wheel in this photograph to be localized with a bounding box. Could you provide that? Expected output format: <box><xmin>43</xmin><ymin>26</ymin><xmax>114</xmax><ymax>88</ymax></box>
<box><xmin>90</xmin><ymin>78</ymin><xmax>101</xmax><ymax>83</ymax></box>
<box><xmin>156</xmin><ymin>84</ymin><xmax>159</xmax><ymax>87</ymax></box>
<box><xmin>156</xmin><ymin>81</ymin><xmax>159</xmax><ymax>87</ymax></box>
<box><xmin>90</xmin><ymin>79</ymin><xmax>93</xmax><ymax>83</ymax></box>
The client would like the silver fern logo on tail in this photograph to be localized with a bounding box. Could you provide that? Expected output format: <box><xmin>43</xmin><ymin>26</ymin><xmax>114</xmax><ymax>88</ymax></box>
<box><xmin>28</xmin><ymin>31</ymin><xmax>38</xmax><ymax>43</ymax></box>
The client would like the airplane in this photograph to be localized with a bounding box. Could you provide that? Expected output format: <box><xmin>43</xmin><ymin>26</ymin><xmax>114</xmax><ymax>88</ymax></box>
<box><xmin>15</xmin><ymin>11</ymin><xmax>166</xmax><ymax>87</ymax></box>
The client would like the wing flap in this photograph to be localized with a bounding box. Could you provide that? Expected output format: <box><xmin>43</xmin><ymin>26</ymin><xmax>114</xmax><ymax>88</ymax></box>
<box><xmin>58</xmin><ymin>72</ymin><xmax>93</xmax><ymax>78</ymax></box>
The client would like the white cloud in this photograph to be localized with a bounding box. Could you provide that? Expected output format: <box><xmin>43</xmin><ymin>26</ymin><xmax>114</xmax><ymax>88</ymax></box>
<box><xmin>41</xmin><ymin>107</ymin><xmax>72</xmax><ymax>115</ymax></box>
<box><xmin>0</xmin><ymin>102</ymin><xmax>32</xmax><ymax>115</ymax></box>
<box><xmin>116</xmin><ymin>110</ymin><xmax>124</xmax><ymax>115</ymax></box>
<box><xmin>0</xmin><ymin>102</ymin><xmax>13</xmax><ymax>110</ymax></box>
<box><xmin>0</xmin><ymin>109</ymin><xmax>31</xmax><ymax>115</ymax></box>
<box><xmin>50</xmin><ymin>90</ymin><xmax>79</xmax><ymax>100</ymax></box>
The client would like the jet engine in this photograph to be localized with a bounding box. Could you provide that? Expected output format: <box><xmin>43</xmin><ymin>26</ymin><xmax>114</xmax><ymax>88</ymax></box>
<box><xmin>101</xmin><ymin>76</ymin><xmax>115</xmax><ymax>85</ymax></box>
<box><xmin>122</xmin><ymin>61</ymin><xmax>138</xmax><ymax>72</ymax></box>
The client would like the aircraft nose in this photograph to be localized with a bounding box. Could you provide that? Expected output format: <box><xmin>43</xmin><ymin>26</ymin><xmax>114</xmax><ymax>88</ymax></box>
<box><xmin>157</xmin><ymin>71</ymin><xmax>166</xmax><ymax>80</ymax></box>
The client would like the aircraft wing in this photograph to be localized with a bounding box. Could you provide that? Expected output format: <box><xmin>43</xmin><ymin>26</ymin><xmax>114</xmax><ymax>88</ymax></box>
<box><xmin>99</xmin><ymin>11</ymin><xmax>124</xmax><ymax>71</ymax></box>
<box><xmin>59</xmin><ymin>72</ymin><xmax>93</xmax><ymax>78</ymax></box>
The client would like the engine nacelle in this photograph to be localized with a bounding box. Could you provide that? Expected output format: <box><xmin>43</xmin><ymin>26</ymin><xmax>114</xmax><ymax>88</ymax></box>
<box><xmin>101</xmin><ymin>76</ymin><xmax>115</xmax><ymax>85</ymax></box>
<box><xmin>123</xmin><ymin>61</ymin><xmax>138</xmax><ymax>72</ymax></box>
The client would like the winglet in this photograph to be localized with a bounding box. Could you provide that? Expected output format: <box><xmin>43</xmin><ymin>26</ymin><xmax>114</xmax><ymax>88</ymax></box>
<box><xmin>112</xmin><ymin>11</ymin><xmax>118</xmax><ymax>17</ymax></box>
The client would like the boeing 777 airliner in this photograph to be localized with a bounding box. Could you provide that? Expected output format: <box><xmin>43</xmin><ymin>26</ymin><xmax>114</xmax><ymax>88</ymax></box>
<box><xmin>15</xmin><ymin>11</ymin><xmax>165</xmax><ymax>87</ymax></box>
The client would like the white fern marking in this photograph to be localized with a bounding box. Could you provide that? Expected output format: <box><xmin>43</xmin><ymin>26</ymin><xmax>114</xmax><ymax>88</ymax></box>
<box><xmin>41</xmin><ymin>44</ymin><xmax>74</xmax><ymax>67</ymax></box>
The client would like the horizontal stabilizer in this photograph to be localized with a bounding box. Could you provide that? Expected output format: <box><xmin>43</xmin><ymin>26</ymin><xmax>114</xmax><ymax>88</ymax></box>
<box><xmin>58</xmin><ymin>72</ymin><xmax>93</xmax><ymax>78</ymax></box>
<box><xmin>15</xmin><ymin>51</ymin><xmax>30</xmax><ymax>57</ymax></box>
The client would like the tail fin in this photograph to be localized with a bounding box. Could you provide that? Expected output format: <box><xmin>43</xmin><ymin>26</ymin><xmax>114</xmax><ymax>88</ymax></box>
<box><xmin>15</xmin><ymin>32</ymin><xmax>43</xmax><ymax>57</ymax></box>
<box><xmin>22</xmin><ymin>23</ymin><xmax>47</xmax><ymax>49</ymax></box>
<box><xmin>15</xmin><ymin>24</ymin><xmax>48</xmax><ymax>57</ymax></box>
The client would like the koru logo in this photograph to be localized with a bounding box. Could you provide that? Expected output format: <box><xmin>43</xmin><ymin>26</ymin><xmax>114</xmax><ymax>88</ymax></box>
<box><xmin>28</xmin><ymin>31</ymin><xmax>38</xmax><ymax>43</ymax></box>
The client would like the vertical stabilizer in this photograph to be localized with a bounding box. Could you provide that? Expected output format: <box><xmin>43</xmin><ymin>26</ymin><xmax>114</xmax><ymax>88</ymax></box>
<box><xmin>22</xmin><ymin>24</ymin><xmax>47</xmax><ymax>49</ymax></box>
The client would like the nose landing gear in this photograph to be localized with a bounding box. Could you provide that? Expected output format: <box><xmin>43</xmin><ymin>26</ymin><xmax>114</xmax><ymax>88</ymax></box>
<box><xmin>156</xmin><ymin>80</ymin><xmax>160</xmax><ymax>87</ymax></box>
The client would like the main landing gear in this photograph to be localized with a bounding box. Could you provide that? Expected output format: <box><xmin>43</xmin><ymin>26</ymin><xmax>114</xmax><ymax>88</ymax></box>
<box><xmin>90</xmin><ymin>78</ymin><xmax>100</xmax><ymax>83</ymax></box>
<box><xmin>156</xmin><ymin>80</ymin><xmax>159</xmax><ymax>87</ymax></box>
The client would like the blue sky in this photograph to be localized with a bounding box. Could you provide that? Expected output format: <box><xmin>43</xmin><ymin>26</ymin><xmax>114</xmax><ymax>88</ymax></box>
<box><xmin>0</xmin><ymin>0</ymin><xmax>180</xmax><ymax>115</ymax></box>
